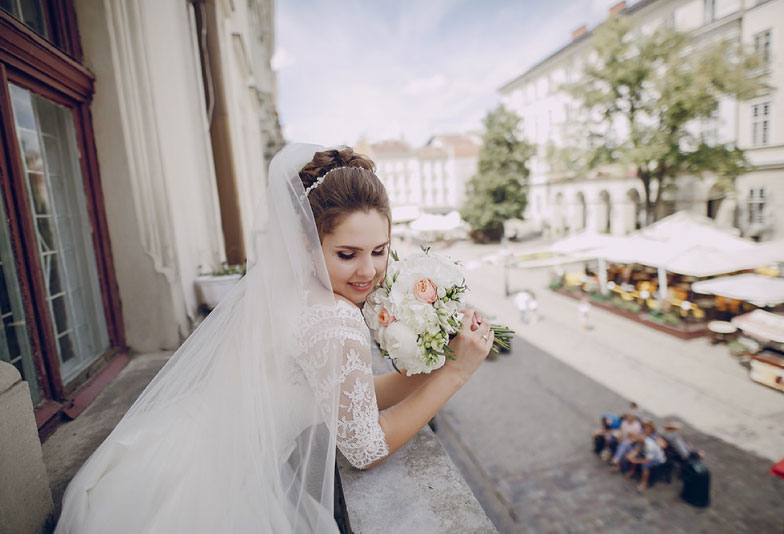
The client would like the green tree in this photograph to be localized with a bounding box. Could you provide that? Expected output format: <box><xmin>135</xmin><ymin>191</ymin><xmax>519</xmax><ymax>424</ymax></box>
<box><xmin>567</xmin><ymin>16</ymin><xmax>768</xmax><ymax>223</ymax></box>
<box><xmin>460</xmin><ymin>105</ymin><xmax>535</xmax><ymax>241</ymax></box>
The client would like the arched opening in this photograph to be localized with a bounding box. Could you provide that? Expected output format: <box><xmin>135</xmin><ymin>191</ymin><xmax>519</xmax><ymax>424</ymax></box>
<box><xmin>553</xmin><ymin>192</ymin><xmax>565</xmax><ymax>235</ymax></box>
<box><xmin>599</xmin><ymin>190</ymin><xmax>611</xmax><ymax>234</ymax></box>
<box><xmin>707</xmin><ymin>184</ymin><xmax>725</xmax><ymax>219</ymax></box>
<box><xmin>626</xmin><ymin>189</ymin><xmax>642</xmax><ymax>231</ymax></box>
<box><xmin>576</xmin><ymin>191</ymin><xmax>587</xmax><ymax>231</ymax></box>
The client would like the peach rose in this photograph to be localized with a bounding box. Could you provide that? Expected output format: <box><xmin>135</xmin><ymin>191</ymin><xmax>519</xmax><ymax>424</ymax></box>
<box><xmin>413</xmin><ymin>278</ymin><xmax>438</xmax><ymax>304</ymax></box>
<box><xmin>377</xmin><ymin>308</ymin><xmax>396</xmax><ymax>326</ymax></box>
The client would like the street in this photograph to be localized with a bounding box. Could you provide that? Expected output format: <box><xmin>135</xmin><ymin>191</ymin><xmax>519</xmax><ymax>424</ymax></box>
<box><xmin>410</xmin><ymin>239</ymin><xmax>784</xmax><ymax>533</ymax></box>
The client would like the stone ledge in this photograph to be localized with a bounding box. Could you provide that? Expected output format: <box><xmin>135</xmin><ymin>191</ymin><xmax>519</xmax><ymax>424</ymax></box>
<box><xmin>338</xmin><ymin>425</ymin><xmax>496</xmax><ymax>533</ymax></box>
<box><xmin>0</xmin><ymin>361</ymin><xmax>54</xmax><ymax>534</ymax></box>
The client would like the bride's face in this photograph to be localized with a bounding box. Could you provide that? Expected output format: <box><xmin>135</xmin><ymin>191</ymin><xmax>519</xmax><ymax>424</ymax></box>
<box><xmin>321</xmin><ymin>209</ymin><xmax>389</xmax><ymax>305</ymax></box>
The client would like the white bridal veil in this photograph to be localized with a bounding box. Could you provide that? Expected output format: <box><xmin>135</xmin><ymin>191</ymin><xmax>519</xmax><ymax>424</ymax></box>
<box><xmin>56</xmin><ymin>144</ymin><xmax>345</xmax><ymax>533</ymax></box>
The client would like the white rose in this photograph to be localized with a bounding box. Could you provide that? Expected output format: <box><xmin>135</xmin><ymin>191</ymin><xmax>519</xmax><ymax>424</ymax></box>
<box><xmin>383</xmin><ymin>322</ymin><xmax>420</xmax><ymax>369</ymax></box>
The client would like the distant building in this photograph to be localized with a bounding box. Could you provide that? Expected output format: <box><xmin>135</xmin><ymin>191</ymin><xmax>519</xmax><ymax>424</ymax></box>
<box><xmin>362</xmin><ymin>134</ymin><xmax>480</xmax><ymax>213</ymax></box>
<box><xmin>499</xmin><ymin>0</ymin><xmax>784</xmax><ymax>241</ymax></box>
<box><xmin>0</xmin><ymin>0</ymin><xmax>283</xmax><ymax>429</ymax></box>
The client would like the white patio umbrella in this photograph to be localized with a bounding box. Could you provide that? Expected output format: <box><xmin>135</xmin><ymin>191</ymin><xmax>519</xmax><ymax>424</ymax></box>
<box><xmin>692</xmin><ymin>274</ymin><xmax>784</xmax><ymax>307</ymax></box>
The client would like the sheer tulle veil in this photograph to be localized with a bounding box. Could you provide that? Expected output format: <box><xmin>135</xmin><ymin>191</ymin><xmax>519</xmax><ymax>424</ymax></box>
<box><xmin>56</xmin><ymin>144</ymin><xmax>344</xmax><ymax>533</ymax></box>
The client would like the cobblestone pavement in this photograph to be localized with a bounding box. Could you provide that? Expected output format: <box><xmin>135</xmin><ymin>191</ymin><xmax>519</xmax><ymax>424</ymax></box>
<box><xmin>435</xmin><ymin>334</ymin><xmax>784</xmax><ymax>533</ymax></box>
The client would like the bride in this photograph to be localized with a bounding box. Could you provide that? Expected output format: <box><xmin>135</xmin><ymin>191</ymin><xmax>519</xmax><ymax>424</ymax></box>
<box><xmin>55</xmin><ymin>143</ymin><xmax>494</xmax><ymax>533</ymax></box>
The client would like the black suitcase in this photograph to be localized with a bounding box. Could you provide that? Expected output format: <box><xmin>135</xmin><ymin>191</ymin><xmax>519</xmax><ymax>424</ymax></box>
<box><xmin>680</xmin><ymin>459</ymin><xmax>710</xmax><ymax>507</ymax></box>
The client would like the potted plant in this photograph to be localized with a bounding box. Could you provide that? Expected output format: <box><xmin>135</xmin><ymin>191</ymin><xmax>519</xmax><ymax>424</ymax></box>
<box><xmin>195</xmin><ymin>263</ymin><xmax>246</xmax><ymax>310</ymax></box>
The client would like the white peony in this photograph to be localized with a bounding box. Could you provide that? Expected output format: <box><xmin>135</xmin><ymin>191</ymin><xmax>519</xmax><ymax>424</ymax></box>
<box><xmin>383</xmin><ymin>322</ymin><xmax>420</xmax><ymax>370</ymax></box>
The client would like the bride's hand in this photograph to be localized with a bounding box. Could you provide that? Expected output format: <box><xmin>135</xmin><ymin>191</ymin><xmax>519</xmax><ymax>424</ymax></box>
<box><xmin>443</xmin><ymin>308</ymin><xmax>493</xmax><ymax>385</ymax></box>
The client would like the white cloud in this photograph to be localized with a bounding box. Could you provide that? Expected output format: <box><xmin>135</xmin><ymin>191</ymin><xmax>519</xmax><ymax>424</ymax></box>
<box><xmin>402</xmin><ymin>74</ymin><xmax>447</xmax><ymax>96</ymax></box>
<box><xmin>270</xmin><ymin>47</ymin><xmax>294</xmax><ymax>70</ymax></box>
<box><xmin>275</xmin><ymin>1</ymin><xmax>613</xmax><ymax>148</ymax></box>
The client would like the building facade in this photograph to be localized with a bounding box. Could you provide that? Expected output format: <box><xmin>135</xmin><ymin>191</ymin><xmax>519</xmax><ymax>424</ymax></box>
<box><xmin>499</xmin><ymin>0</ymin><xmax>783</xmax><ymax>241</ymax></box>
<box><xmin>0</xmin><ymin>0</ymin><xmax>282</xmax><ymax>432</ymax></box>
<box><xmin>362</xmin><ymin>134</ymin><xmax>480</xmax><ymax>213</ymax></box>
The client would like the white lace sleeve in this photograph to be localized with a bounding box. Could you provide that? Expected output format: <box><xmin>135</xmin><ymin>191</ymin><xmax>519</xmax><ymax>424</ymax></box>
<box><xmin>296</xmin><ymin>301</ymin><xmax>390</xmax><ymax>469</ymax></box>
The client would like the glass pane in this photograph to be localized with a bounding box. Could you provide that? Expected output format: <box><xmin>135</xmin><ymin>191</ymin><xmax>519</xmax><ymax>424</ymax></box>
<box><xmin>51</xmin><ymin>295</ymin><xmax>68</xmax><ymax>334</ymax></box>
<box><xmin>8</xmin><ymin>85</ymin><xmax>36</xmax><ymax>130</ymax></box>
<box><xmin>58</xmin><ymin>334</ymin><xmax>75</xmax><ymax>362</ymax></box>
<box><xmin>0</xmin><ymin>0</ymin><xmax>14</xmax><ymax>19</ymax></box>
<box><xmin>19</xmin><ymin>0</ymin><xmax>47</xmax><ymax>38</ymax></box>
<box><xmin>35</xmin><ymin>216</ymin><xmax>55</xmax><ymax>251</ymax></box>
<box><xmin>9</xmin><ymin>84</ymin><xmax>110</xmax><ymax>384</ymax></box>
<box><xmin>19</xmin><ymin>128</ymin><xmax>43</xmax><ymax>172</ymax></box>
<box><xmin>4</xmin><ymin>318</ymin><xmax>20</xmax><ymax>357</ymax></box>
<box><xmin>0</xmin><ymin>196</ymin><xmax>40</xmax><ymax>404</ymax></box>
<box><xmin>28</xmin><ymin>171</ymin><xmax>51</xmax><ymax>215</ymax></box>
<box><xmin>47</xmin><ymin>254</ymin><xmax>62</xmax><ymax>295</ymax></box>
<box><xmin>43</xmin><ymin>137</ymin><xmax>62</xmax><ymax>177</ymax></box>
<box><xmin>0</xmin><ymin>265</ymin><xmax>9</xmax><ymax>315</ymax></box>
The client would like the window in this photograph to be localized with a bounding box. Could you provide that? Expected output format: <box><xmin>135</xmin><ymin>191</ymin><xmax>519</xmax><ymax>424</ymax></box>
<box><xmin>700</xmin><ymin>106</ymin><xmax>720</xmax><ymax>145</ymax></box>
<box><xmin>0</xmin><ymin>0</ymin><xmax>47</xmax><ymax>37</ymax></box>
<box><xmin>703</xmin><ymin>0</ymin><xmax>716</xmax><ymax>23</ymax></box>
<box><xmin>751</xmin><ymin>102</ymin><xmax>770</xmax><ymax>147</ymax></box>
<box><xmin>9</xmin><ymin>85</ymin><xmax>110</xmax><ymax>383</ymax></box>
<box><xmin>754</xmin><ymin>29</ymin><xmax>772</xmax><ymax>69</ymax></box>
<box><xmin>0</xmin><ymin>198</ymin><xmax>40</xmax><ymax>404</ymax></box>
<box><xmin>748</xmin><ymin>188</ymin><xmax>766</xmax><ymax>225</ymax></box>
<box><xmin>0</xmin><ymin>1</ymin><xmax>121</xmax><ymax>411</ymax></box>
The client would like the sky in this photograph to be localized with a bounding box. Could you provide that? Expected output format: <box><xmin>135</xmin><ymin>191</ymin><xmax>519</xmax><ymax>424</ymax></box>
<box><xmin>274</xmin><ymin>0</ymin><xmax>623</xmax><ymax>148</ymax></box>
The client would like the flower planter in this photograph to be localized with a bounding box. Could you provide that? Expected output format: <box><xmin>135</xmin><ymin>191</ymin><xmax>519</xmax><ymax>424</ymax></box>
<box><xmin>469</xmin><ymin>225</ymin><xmax>504</xmax><ymax>243</ymax></box>
<box><xmin>195</xmin><ymin>274</ymin><xmax>242</xmax><ymax>310</ymax></box>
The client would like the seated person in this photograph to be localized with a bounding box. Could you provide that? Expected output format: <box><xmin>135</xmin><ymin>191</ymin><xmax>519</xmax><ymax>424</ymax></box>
<box><xmin>609</xmin><ymin>413</ymin><xmax>643</xmax><ymax>468</ymax></box>
<box><xmin>625</xmin><ymin>421</ymin><xmax>666</xmax><ymax>492</ymax></box>
<box><xmin>661</xmin><ymin>421</ymin><xmax>704</xmax><ymax>462</ymax></box>
<box><xmin>594</xmin><ymin>413</ymin><xmax>622</xmax><ymax>458</ymax></box>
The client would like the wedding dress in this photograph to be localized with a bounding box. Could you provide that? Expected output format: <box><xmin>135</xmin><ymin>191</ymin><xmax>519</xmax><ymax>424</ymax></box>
<box><xmin>55</xmin><ymin>144</ymin><xmax>389</xmax><ymax>533</ymax></box>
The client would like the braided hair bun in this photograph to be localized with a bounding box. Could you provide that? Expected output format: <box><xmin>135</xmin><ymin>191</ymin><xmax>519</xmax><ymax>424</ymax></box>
<box><xmin>299</xmin><ymin>147</ymin><xmax>390</xmax><ymax>240</ymax></box>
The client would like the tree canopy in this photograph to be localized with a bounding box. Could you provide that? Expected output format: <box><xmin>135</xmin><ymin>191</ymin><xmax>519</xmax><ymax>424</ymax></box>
<box><xmin>566</xmin><ymin>15</ymin><xmax>768</xmax><ymax>223</ymax></box>
<box><xmin>460</xmin><ymin>105</ymin><xmax>535</xmax><ymax>238</ymax></box>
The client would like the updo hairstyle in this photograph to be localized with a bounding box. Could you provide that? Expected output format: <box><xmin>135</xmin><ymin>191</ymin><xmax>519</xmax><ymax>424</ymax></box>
<box><xmin>299</xmin><ymin>147</ymin><xmax>391</xmax><ymax>240</ymax></box>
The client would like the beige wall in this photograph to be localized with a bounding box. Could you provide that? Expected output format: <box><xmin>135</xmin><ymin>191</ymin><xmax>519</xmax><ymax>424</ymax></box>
<box><xmin>501</xmin><ymin>0</ymin><xmax>784</xmax><ymax>241</ymax></box>
<box><xmin>75</xmin><ymin>0</ymin><xmax>223</xmax><ymax>350</ymax></box>
<box><xmin>75</xmin><ymin>0</ymin><xmax>279</xmax><ymax>350</ymax></box>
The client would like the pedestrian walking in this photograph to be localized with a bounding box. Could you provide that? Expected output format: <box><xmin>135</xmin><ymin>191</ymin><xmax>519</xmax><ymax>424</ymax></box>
<box><xmin>578</xmin><ymin>295</ymin><xmax>591</xmax><ymax>331</ymax></box>
<box><xmin>514</xmin><ymin>290</ymin><xmax>530</xmax><ymax>324</ymax></box>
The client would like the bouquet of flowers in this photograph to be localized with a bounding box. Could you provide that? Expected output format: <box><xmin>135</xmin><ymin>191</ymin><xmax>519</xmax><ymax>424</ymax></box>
<box><xmin>363</xmin><ymin>248</ymin><xmax>513</xmax><ymax>375</ymax></box>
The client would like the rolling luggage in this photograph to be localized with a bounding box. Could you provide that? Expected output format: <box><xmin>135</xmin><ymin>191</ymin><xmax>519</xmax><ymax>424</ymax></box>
<box><xmin>680</xmin><ymin>459</ymin><xmax>710</xmax><ymax>507</ymax></box>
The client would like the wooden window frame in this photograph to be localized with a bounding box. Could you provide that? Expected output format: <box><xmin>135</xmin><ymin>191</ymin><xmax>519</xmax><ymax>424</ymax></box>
<box><xmin>0</xmin><ymin>8</ymin><xmax>125</xmax><ymax>406</ymax></box>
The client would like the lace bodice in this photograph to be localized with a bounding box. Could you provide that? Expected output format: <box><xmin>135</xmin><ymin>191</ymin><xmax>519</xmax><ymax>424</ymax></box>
<box><xmin>296</xmin><ymin>299</ymin><xmax>389</xmax><ymax>469</ymax></box>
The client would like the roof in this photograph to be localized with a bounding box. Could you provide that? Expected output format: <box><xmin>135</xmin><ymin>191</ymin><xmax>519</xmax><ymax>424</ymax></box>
<box><xmin>416</xmin><ymin>146</ymin><xmax>448</xmax><ymax>158</ymax></box>
<box><xmin>368</xmin><ymin>139</ymin><xmax>413</xmax><ymax>156</ymax></box>
<box><xmin>427</xmin><ymin>134</ymin><xmax>480</xmax><ymax>158</ymax></box>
